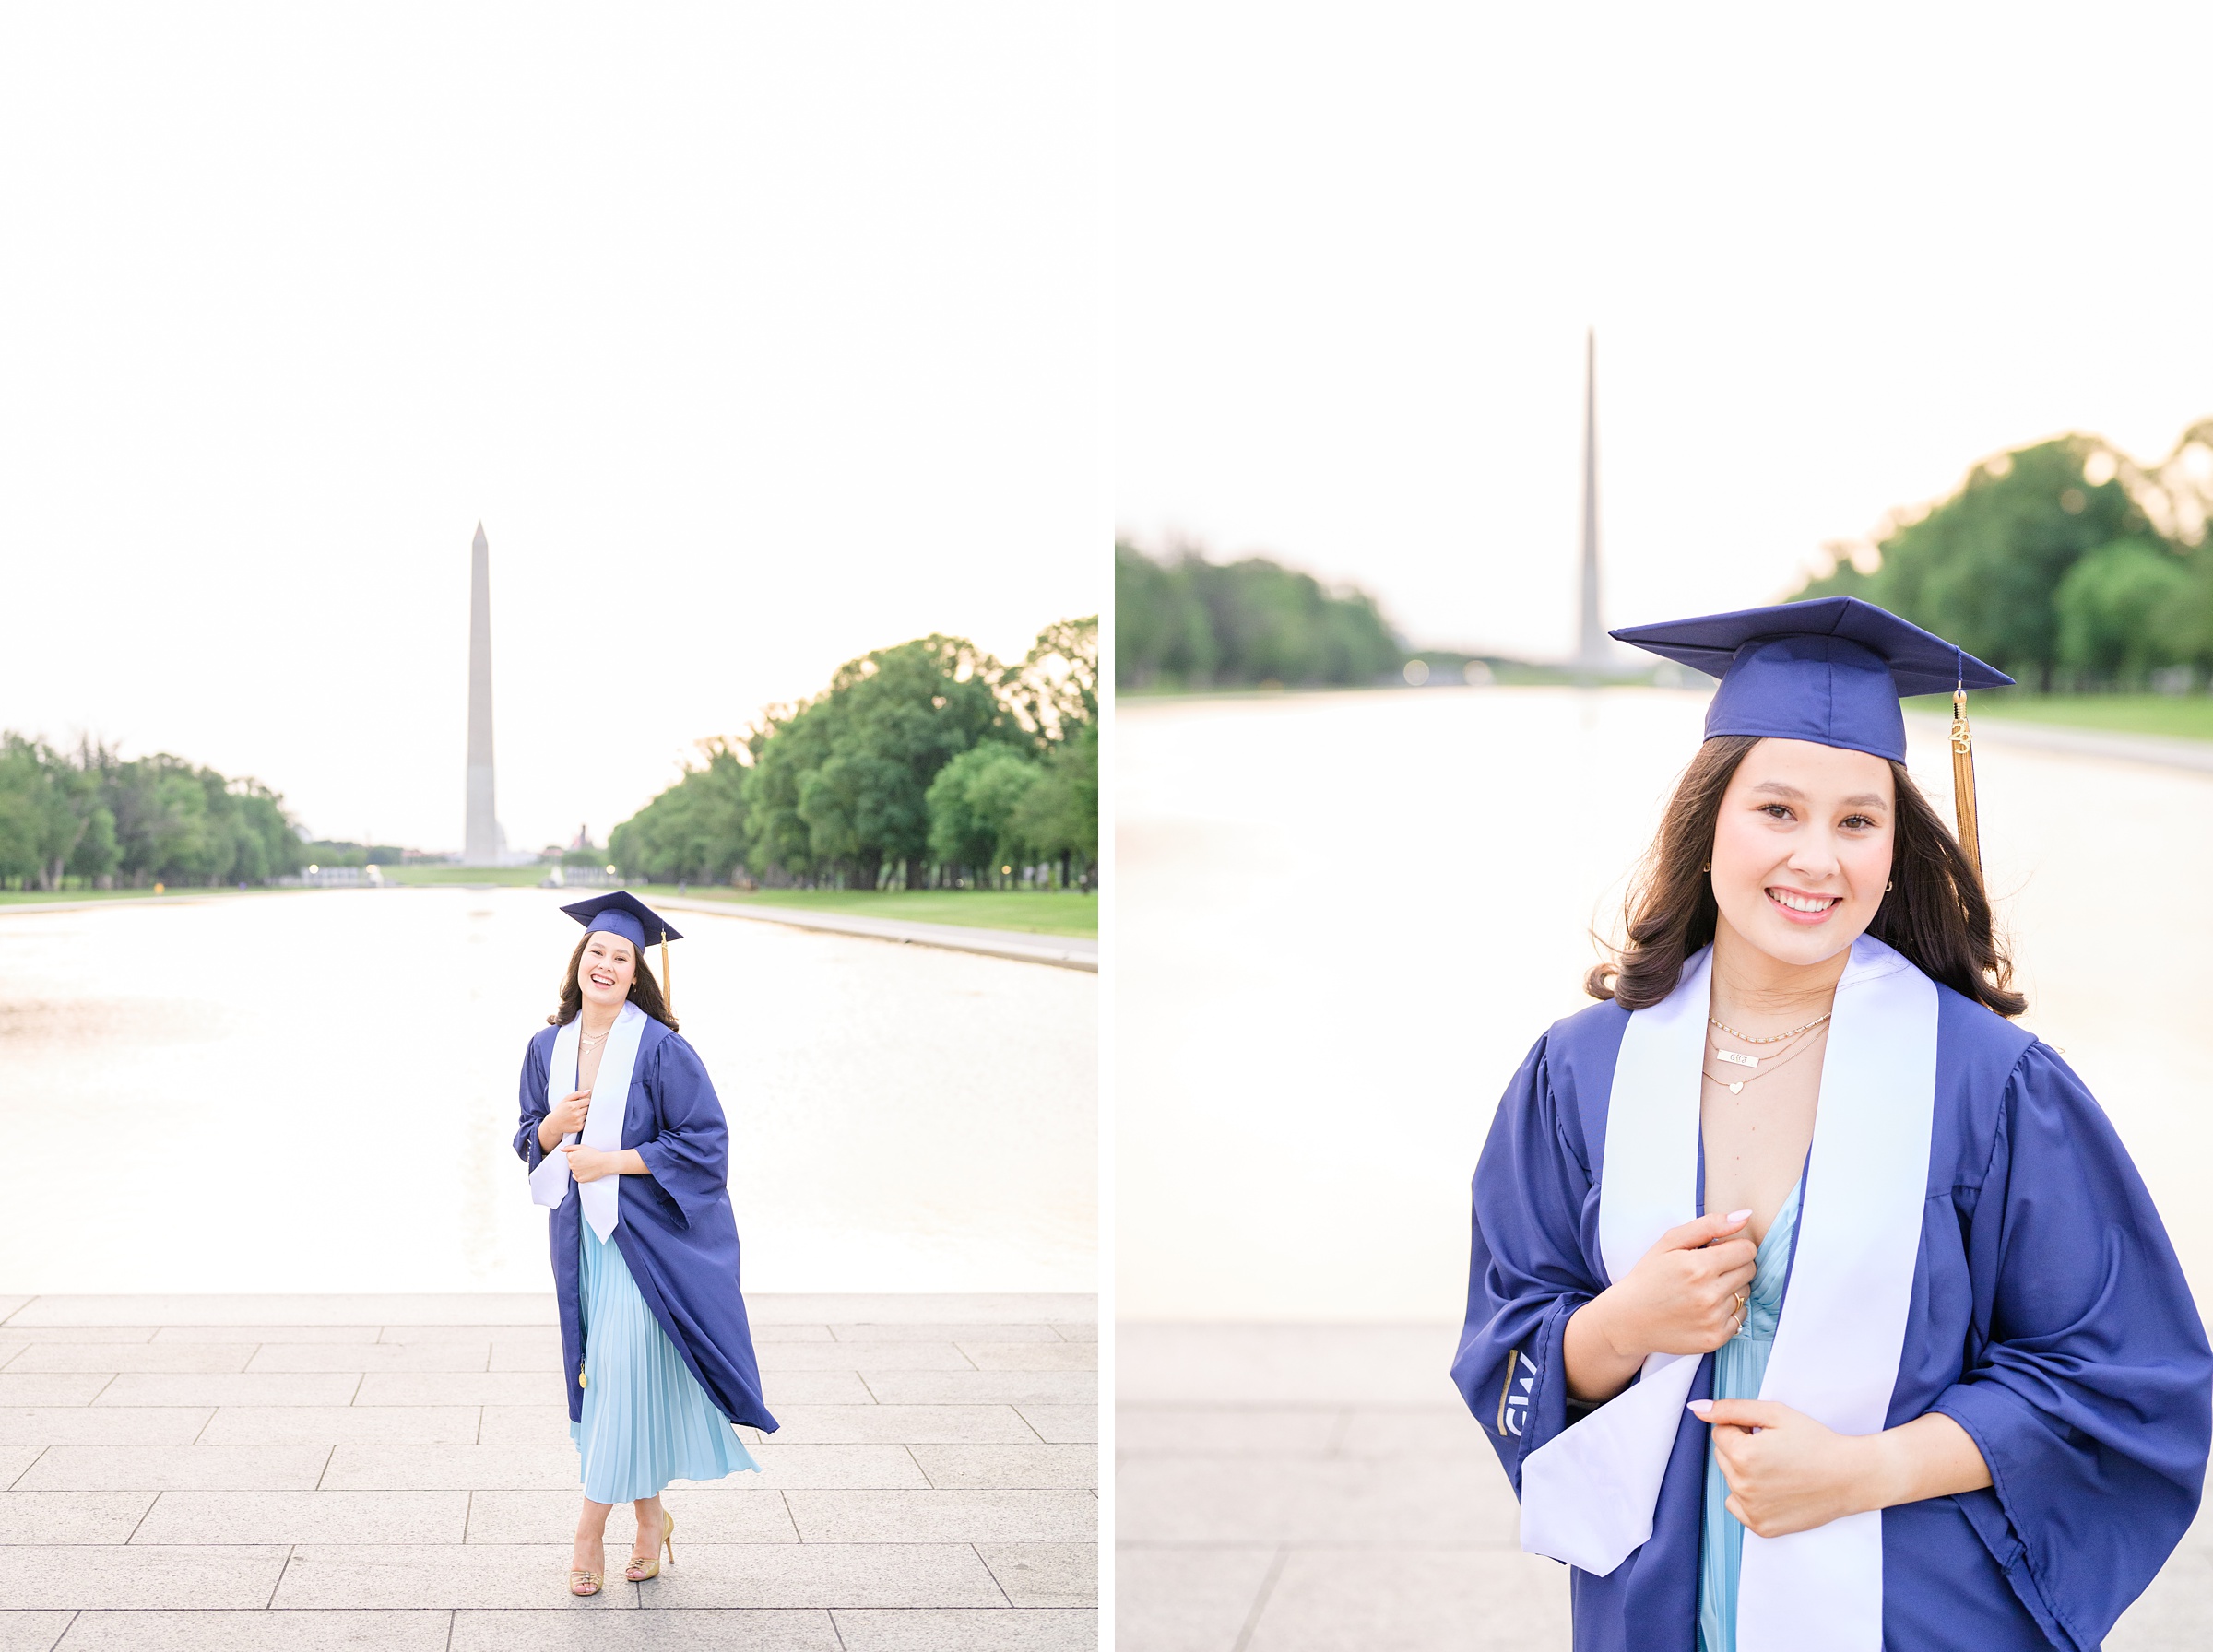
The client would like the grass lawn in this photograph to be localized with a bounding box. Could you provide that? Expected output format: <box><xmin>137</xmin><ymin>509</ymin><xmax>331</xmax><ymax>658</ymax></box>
<box><xmin>1906</xmin><ymin>692</ymin><xmax>2213</xmax><ymax>743</ymax></box>
<box><xmin>635</xmin><ymin>884</ymin><xmax>1097</xmax><ymax>938</ymax></box>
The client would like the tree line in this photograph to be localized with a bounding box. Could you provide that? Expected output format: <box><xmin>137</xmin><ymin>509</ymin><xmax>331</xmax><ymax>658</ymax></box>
<box><xmin>609</xmin><ymin>617</ymin><xmax>1097</xmax><ymax>891</ymax></box>
<box><xmin>1116</xmin><ymin>540</ymin><xmax>1404</xmax><ymax>690</ymax></box>
<box><xmin>1794</xmin><ymin>419</ymin><xmax>2213</xmax><ymax>691</ymax></box>
<box><xmin>0</xmin><ymin>737</ymin><xmax>302</xmax><ymax>892</ymax></box>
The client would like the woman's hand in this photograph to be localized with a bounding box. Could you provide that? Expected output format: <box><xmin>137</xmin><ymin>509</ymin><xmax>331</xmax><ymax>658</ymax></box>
<box><xmin>1563</xmin><ymin>1210</ymin><xmax>1757</xmax><ymax>1400</ymax></box>
<box><xmin>1691</xmin><ymin>1399</ymin><xmax>1871</xmax><ymax>1536</ymax></box>
<box><xmin>550</xmin><ymin>1090</ymin><xmax>592</xmax><ymax>1137</ymax></box>
<box><xmin>562</xmin><ymin>1144</ymin><xmax>649</xmax><ymax>1184</ymax></box>
<box><xmin>1692</xmin><ymin>1401</ymin><xmax>1993</xmax><ymax>1537</ymax></box>
<box><xmin>537</xmin><ymin>1091</ymin><xmax>591</xmax><ymax>1154</ymax></box>
<box><xmin>562</xmin><ymin>1143</ymin><xmax>616</xmax><ymax>1183</ymax></box>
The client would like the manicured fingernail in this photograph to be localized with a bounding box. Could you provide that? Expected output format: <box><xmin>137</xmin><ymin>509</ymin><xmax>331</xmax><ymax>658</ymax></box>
<box><xmin>1686</xmin><ymin>1400</ymin><xmax>1712</xmax><ymax>1416</ymax></box>
<box><xmin>1726</xmin><ymin>1210</ymin><xmax>1752</xmax><ymax>1223</ymax></box>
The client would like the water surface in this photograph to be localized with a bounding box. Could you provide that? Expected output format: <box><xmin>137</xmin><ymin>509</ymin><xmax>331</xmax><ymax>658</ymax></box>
<box><xmin>0</xmin><ymin>887</ymin><xmax>1095</xmax><ymax>1294</ymax></box>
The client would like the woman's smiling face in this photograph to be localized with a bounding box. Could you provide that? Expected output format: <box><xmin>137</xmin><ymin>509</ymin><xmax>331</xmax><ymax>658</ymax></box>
<box><xmin>1710</xmin><ymin>738</ymin><xmax>1896</xmax><ymax>969</ymax></box>
<box><xmin>577</xmin><ymin>931</ymin><xmax>637</xmax><ymax>1009</ymax></box>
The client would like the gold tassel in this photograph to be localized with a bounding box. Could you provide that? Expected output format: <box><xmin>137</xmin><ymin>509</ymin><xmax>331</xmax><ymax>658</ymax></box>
<box><xmin>1949</xmin><ymin>688</ymin><xmax>1982</xmax><ymax>879</ymax></box>
<box><xmin>660</xmin><ymin>934</ymin><xmax>673</xmax><ymax>1014</ymax></box>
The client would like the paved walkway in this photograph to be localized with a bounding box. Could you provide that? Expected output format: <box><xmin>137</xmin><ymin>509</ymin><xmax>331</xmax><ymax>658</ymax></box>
<box><xmin>0</xmin><ymin>1292</ymin><xmax>1095</xmax><ymax>1650</ymax></box>
<box><xmin>1118</xmin><ymin>1324</ymin><xmax>2209</xmax><ymax>1651</ymax></box>
<box><xmin>648</xmin><ymin>897</ymin><xmax>1098</xmax><ymax>974</ymax></box>
<box><xmin>1904</xmin><ymin>710</ymin><xmax>2213</xmax><ymax>774</ymax></box>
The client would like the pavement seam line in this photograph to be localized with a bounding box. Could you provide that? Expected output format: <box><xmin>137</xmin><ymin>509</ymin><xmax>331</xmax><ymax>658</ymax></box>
<box><xmin>122</xmin><ymin>1491</ymin><xmax>161</xmax><ymax>1546</ymax></box>
<box><xmin>444</xmin><ymin>1607</ymin><xmax>456</xmax><ymax>1652</ymax></box>
<box><xmin>267</xmin><ymin>1541</ymin><xmax>293</xmax><ymax>1609</ymax></box>
<box><xmin>8</xmin><ymin>1446</ymin><xmax>50</xmax><ymax>1491</ymax></box>
<box><xmin>1230</xmin><ymin>1544</ymin><xmax>1291</xmax><ymax>1652</ymax></box>
<box><xmin>315</xmin><ymin>1443</ymin><xmax>335</xmax><ymax>1490</ymax></box>
<box><xmin>1323</xmin><ymin>1407</ymin><xmax>1353</xmax><ymax>1457</ymax></box>
<box><xmin>975</xmin><ymin>1540</ymin><xmax>1016</xmax><ymax>1607</ymax></box>
<box><xmin>905</xmin><ymin>1444</ymin><xmax>935</xmax><ymax>1490</ymax></box>
<box><xmin>190</xmin><ymin>1406</ymin><xmax>218</xmax><ymax>1446</ymax></box>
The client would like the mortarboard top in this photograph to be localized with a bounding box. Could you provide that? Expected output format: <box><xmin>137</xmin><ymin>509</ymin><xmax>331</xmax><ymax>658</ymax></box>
<box><xmin>1610</xmin><ymin>596</ymin><xmax>2012</xmax><ymax>764</ymax></box>
<box><xmin>560</xmin><ymin>891</ymin><xmax>683</xmax><ymax>951</ymax></box>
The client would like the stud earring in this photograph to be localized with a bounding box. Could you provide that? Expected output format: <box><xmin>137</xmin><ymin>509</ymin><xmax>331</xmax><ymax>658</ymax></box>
<box><xmin>1885</xmin><ymin>879</ymin><xmax>1894</xmax><ymax>891</ymax></box>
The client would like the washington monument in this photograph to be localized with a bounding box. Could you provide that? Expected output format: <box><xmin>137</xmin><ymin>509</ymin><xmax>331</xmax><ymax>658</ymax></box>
<box><xmin>464</xmin><ymin>523</ymin><xmax>503</xmax><ymax>866</ymax></box>
<box><xmin>1574</xmin><ymin>327</ymin><xmax>1608</xmax><ymax>672</ymax></box>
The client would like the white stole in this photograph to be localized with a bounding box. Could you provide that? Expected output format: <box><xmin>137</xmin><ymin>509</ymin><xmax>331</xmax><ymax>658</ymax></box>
<box><xmin>527</xmin><ymin>1000</ymin><xmax>647</xmax><ymax>1241</ymax></box>
<box><xmin>1518</xmin><ymin>935</ymin><xmax>1937</xmax><ymax>1652</ymax></box>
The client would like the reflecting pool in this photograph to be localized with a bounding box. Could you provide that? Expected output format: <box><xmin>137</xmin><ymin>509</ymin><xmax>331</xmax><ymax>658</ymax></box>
<box><xmin>0</xmin><ymin>887</ymin><xmax>1095</xmax><ymax>1294</ymax></box>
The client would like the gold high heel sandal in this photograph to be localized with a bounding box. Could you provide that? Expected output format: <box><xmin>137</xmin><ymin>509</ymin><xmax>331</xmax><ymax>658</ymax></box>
<box><xmin>568</xmin><ymin>1541</ymin><xmax>605</xmax><ymax>1597</ymax></box>
<box><xmin>626</xmin><ymin>1512</ymin><xmax>675</xmax><ymax>1581</ymax></box>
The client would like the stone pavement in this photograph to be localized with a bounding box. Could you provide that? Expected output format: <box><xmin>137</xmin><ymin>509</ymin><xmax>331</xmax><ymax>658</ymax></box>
<box><xmin>0</xmin><ymin>1292</ymin><xmax>1095</xmax><ymax>1650</ymax></box>
<box><xmin>1118</xmin><ymin>1324</ymin><xmax>2211</xmax><ymax>1651</ymax></box>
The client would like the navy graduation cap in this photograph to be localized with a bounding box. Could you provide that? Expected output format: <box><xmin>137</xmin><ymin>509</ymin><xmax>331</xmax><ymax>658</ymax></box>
<box><xmin>1610</xmin><ymin>596</ymin><xmax>2012</xmax><ymax>766</ymax></box>
<box><xmin>560</xmin><ymin>891</ymin><xmax>683</xmax><ymax>950</ymax></box>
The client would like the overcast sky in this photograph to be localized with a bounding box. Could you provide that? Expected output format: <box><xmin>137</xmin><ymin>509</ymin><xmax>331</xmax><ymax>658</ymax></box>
<box><xmin>0</xmin><ymin>6</ymin><xmax>1099</xmax><ymax>851</ymax></box>
<box><xmin>1117</xmin><ymin>2</ymin><xmax>2213</xmax><ymax>661</ymax></box>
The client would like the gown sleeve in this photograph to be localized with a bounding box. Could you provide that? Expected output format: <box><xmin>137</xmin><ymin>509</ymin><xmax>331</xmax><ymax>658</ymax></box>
<box><xmin>634</xmin><ymin>1033</ymin><xmax>732</xmax><ymax>1230</ymax></box>
<box><xmin>514</xmin><ymin>1033</ymin><xmax>550</xmax><ymax>1173</ymax></box>
<box><xmin>1929</xmin><ymin>1042</ymin><xmax>2212</xmax><ymax>1650</ymax></box>
<box><xmin>1450</xmin><ymin>1032</ymin><xmax>1607</xmax><ymax>1490</ymax></box>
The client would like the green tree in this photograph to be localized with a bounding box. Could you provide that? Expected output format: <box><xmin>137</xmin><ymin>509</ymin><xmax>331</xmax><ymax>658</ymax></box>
<box><xmin>1796</xmin><ymin>436</ymin><xmax>2154</xmax><ymax>690</ymax></box>
<box><xmin>0</xmin><ymin>737</ymin><xmax>101</xmax><ymax>891</ymax></box>
<box><xmin>746</xmin><ymin>635</ymin><xmax>1016</xmax><ymax>888</ymax></box>
<box><xmin>926</xmin><ymin>743</ymin><xmax>1044</xmax><ymax>884</ymax></box>
<box><xmin>2054</xmin><ymin>538</ymin><xmax>2196</xmax><ymax>682</ymax></box>
<box><xmin>1116</xmin><ymin>542</ymin><xmax>1216</xmax><ymax>687</ymax></box>
<box><xmin>1011</xmin><ymin>720</ymin><xmax>1097</xmax><ymax>886</ymax></box>
<box><xmin>1116</xmin><ymin>541</ymin><xmax>1403</xmax><ymax>689</ymax></box>
<box><xmin>1004</xmin><ymin>616</ymin><xmax>1099</xmax><ymax>745</ymax></box>
<box><xmin>0</xmin><ymin>738</ymin><xmax>299</xmax><ymax>891</ymax></box>
<box><xmin>610</xmin><ymin>741</ymin><xmax>751</xmax><ymax>884</ymax></box>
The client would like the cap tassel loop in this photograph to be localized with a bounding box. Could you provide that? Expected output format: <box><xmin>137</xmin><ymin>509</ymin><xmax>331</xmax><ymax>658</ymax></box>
<box><xmin>660</xmin><ymin>934</ymin><xmax>673</xmax><ymax>1015</ymax></box>
<box><xmin>1949</xmin><ymin>686</ymin><xmax>1983</xmax><ymax>879</ymax></box>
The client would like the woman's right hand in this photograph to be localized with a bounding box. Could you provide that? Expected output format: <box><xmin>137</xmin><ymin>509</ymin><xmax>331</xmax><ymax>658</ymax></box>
<box><xmin>539</xmin><ymin>1090</ymin><xmax>592</xmax><ymax>1150</ymax></box>
<box><xmin>1563</xmin><ymin>1210</ymin><xmax>1757</xmax><ymax>1401</ymax></box>
<box><xmin>1598</xmin><ymin>1210</ymin><xmax>1758</xmax><ymax>1356</ymax></box>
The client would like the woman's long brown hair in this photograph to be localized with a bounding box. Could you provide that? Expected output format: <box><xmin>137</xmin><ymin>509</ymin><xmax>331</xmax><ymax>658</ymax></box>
<box><xmin>549</xmin><ymin>932</ymin><xmax>680</xmax><ymax>1032</ymax></box>
<box><xmin>1587</xmin><ymin>735</ymin><xmax>2024</xmax><ymax>1017</ymax></box>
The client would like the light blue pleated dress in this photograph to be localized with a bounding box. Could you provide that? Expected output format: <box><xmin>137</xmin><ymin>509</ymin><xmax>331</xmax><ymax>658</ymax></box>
<box><xmin>571</xmin><ymin>1220</ymin><xmax>763</xmax><ymax>1504</ymax></box>
<box><xmin>1697</xmin><ymin>1175</ymin><xmax>1805</xmax><ymax>1652</ymax></box>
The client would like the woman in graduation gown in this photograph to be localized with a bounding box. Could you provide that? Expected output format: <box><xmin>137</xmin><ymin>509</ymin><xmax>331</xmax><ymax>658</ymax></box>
<box><xmin>1452</xmin><ymin>598</ymin><xmax>2211</xmax><ymax>1652</ymax></box>
<box><xmin>514</xmin><ymin>891</ymin><xmax>776</xmax><ymax>1596</ymax></box>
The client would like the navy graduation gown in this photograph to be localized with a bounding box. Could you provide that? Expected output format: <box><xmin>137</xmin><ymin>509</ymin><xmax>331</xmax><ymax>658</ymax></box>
<box><xmin>513</xmin><ymin>1017</ymin><xmax>777</xmax><ymax>1434</ymax></box>
<box><xmin>1452</xmin><ymin>982</ymin><xmax>2210</xmax><ymax>1651</ymax></box>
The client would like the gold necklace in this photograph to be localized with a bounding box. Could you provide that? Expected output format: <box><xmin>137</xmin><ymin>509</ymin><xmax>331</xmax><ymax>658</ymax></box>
<box><xmin>1708</xmin><ymin>1009</ymin><xmax>1832</xmax><ymax>1045</ymax></box>
<box><xmin>1704</xmin><ymin>1021</ymin><xmax>1826</xmax><ymax>1095</ymax></box>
